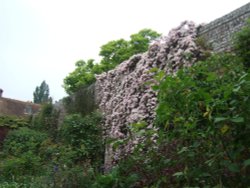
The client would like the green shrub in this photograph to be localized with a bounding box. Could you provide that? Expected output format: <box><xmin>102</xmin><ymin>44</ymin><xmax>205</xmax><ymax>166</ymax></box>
<box><xmin>0</xmin><ymin>116</ymin><xmax>29</xmax><ymax>129</ymax></box>
<box><xmin>92</xmin><ymin>167</ymin><xmax>139</xmax><ymax>188</ymax></box>
<box><xmin>154</xmin><ymin>54</ymin><xmax>250</xmax><ymax>187</ymax></box>
<box><xmin>52</xmin><ymin>165</ymin><xmax>95</xmax><ymax>188</ymax></box>
<box><xmin>60</xmin><ymin>112</ymin><xmax>104</xmax><ymax>165</ymax></box>
<box><xmin>32</xmin><ymin>103</ymin><xmax>59</xmax><ymax>139</ymax></box>
<box><xmin>234</xmin><ymin>18</ymin><xmax>250</xmax><ymax>68</ymax></box>
<box><xmin>0</xmin><ymin>182</ymin><xmax>19</xmax><ymax>188</ymax></box>
<box><xmin>0</xmin><ymin>152</ymin><xmax>43</xmax><ymax>179</ymax></box>
<box><xmin>0</xmin><ymin>176</ymin><xmax>49</xmax><ymax>188</ymax></box>
<box><xmin>3</xmin><ymin>127</ymin><xmax>48</xmax><ymax>156</ymax></box>
<box><xmin>39</xmin><ymin>139</ymin><xmax>79</xmax><ymax>167</ymax></box>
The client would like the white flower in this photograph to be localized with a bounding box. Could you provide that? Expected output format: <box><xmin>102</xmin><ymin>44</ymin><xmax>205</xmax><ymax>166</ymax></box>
<box><xmin>95</xmin><ymin>21</ymin><xmax>203</xmax><ymax>164</ymax></box>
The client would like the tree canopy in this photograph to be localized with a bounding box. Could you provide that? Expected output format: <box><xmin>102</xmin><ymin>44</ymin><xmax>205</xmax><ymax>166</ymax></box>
<box><xmin>63</xmin><ymin>28</ymin><xmax>160</xmax><ymax>94</ymax></box>
<box><xmin>99</xmin><ymin>39</ymin><xmax>131</xmax><ymax>71</ymax></box>
<box><xmin>63</xmin><ymin>59</ymin><xmax>100</xmax><ymax>94</ymax></box>
<box><xmin>129</xmin><ymin>28</ymin><xmax>161</xmax><ymax>54</ymax></box>
<box><xmin>33</xmin><ymin>81</ymin><xmax>51</xmax><ymax>104</ymax></box>
<box><xmin>99</xmin><ymin>29</ymin><xmax>160</xmax><ymax>70</ymax></box>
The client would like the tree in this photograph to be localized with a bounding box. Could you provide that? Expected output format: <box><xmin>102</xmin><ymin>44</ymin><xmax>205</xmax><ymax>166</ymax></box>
<box><xmin>63</xmin><ymin>59</ymin><xmax>99</xmax><ymax>94</ymax></box>
<box><xmin>63</xmin><ymin>28</ymin><xmax>161</xmax><ymax>94</ymax></box>
<box><xmin>99</xmin><ymin>39</ymin><xmax>131</xmax><ymax>71</ymax></box>
<box><xmin>33</xmin><ymin>81</ymin><xmax>50</xmax><ymax>104</ymax></box>
<box><xmin>99</xmin><ymin>29</ymin><xmax>160</xmax><ymax>70</ymax></box>
<box><xmin>129</xmin><ymin>28</ymin><xmax>161</xmax><ymax>54</ymax></box>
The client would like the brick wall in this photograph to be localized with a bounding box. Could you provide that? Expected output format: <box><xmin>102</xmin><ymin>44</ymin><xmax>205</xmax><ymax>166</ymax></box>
<box><xmin>0</xmin><ymin>97</ymin><xmax>40</xmax><ymax>117</ymax></box>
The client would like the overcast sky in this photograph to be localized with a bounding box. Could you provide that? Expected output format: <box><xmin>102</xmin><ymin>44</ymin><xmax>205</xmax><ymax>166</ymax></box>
<box><xmin>0</xmin><ymin>0</ymin><xmax>249</xmax><ymax>102</ymax></box>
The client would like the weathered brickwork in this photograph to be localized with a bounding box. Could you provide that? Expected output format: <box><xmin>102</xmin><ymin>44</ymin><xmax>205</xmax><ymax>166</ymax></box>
<box><xmin>198</xmin><ymin>3</ymin><xmax>250</xmax><ymax>52</ymax></box>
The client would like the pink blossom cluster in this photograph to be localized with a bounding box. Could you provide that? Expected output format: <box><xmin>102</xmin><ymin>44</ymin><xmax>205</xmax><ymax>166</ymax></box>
<box><xmin>95</xmin><ymin>21</ymin><xmax>204</xmax><ymax>170</ymax></box>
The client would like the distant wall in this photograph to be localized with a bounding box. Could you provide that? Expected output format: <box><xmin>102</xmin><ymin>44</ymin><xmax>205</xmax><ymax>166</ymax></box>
<box><xmin>0</xmin><ymin>97</ymin><xmax>40</xmax><ymax>117</ymax></box>
<box><xmin>198</xmin><ymin>3</ymin><xmax>250</xmax><ymax>52</ymax></box>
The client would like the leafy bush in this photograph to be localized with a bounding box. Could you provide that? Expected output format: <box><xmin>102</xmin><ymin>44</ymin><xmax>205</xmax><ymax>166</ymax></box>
<box><xmin>32</xmin><ymin>103</ymin><xmax>59</xmax><ymax>139</ymax></box>
<box><xmin>92</xmin><ymin>167</ymin><xmax>139</xmax><ymax>188</ymax></box>
<box><xmin>60</xmin><ymin>112</ymin><xmax>104</xmax><ymax>165</ymax></box>
<box><xmin>0</xmin><ymin>152</ymin><xmax>43</xmax><ymax>179</ymax></box>
<box><xmin>234</xmin><ymin>18</ymin><xmax>250</xmax><ymax>68</ymax></box>
<box><xmin>1</xmin><ymin>111</ymin><xmax>103</xmax><ymax>187</ymax></box>
<box><xmin>3</xmin><ymin>127</ymin><xmax>48</xmax><ymax>156</ymax></box>
<box><xmin>154</xmin><ymin>54</ymin><xmax>250</xmax><ymax>187</ymax></box>
<box><xmin>39</xmin><ymin>139</ymin><xmax>79</xmax><ymax>167</ymax></box>
<box><xmin>0</xmin><ymin>116</ymin><xmax>29</xmax><ymax>129</ymax></box>
<box><xmin>51</xmin><ymin>165</ymin><xmax>95</xmax><ymax>188</ymax></box>
<box><xmin>31</xmin><ymin>139</ymin><xmax>96</xmax><ymax>187</ymax></box>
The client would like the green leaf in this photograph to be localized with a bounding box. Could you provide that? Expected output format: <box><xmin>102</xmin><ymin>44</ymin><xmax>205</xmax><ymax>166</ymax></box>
<box><xmin>199</xmin><ymin>172</ymin><xmax>211</xmax><ymax>177</ymax></box>
<box><xmin>192</xmin><ymin>141</ymin><xmax>200</xmax><ymax>148</ymax></box>
<box><xmin>130</xmin><ymin>121</ymin><xmax>147</xmax><ymax>131</ymax></box>
<box><xmin>243</xmin><ymin>159</ymin><xmax>250</xmax><ymax>167</ymax></box>
<box><xmin>155</xmin><ymin>71</ymin><xmax>165</xmax><ymax>82</ymax></box>
<box><xmin>173</xmin><ymin>172</ymin><xmax>184</xmax><ymax>177</ymax></box>
<box><xmin>206</xmin><ymin>72</ymin><xmax>217</xmax><ymax>81</ymax></box>
<box><xmin>220</xmin><ymin>124</ymin><xmax>229</xmax><ymax>134</ymax></box>
<box><xmin>230</xmin><ymin>117</ymin><xmax>244</xmax><ymax>123</ymax></box>
<box><xmin>239</xmin><ymin>73</ymin><xmax>248</xmax><ymax>81</ymax></box>
<box><xmin>151</xmin><ymin>85</ymin><xmax>159</xmax><ymax>91</ymax></box>
<box><xmin>149</xmin><ymin>67</ymin><xmax>159</xmax><ymax>73</ymax></box>
<box><xmin>163</xmin><ymin>159</ymin><xmax>171</xmax><ymax>165</ymax></box>
<box><xmin>233</xmin><ymin>86</ymin><xmax>241</xmax><ymax>92</ymax></box>
<box><xmin>214</xmin><ymin>117</ymin><xmax>228</xmax><ymax>123</ymax></box>
<box><xmin>177</xmin><ymin>147</ymin><xmax>188</xmax><ymax>154</ymax></box>
<box><xmin>112</xmin><ymin>140</ymin><xmax>124</xmax><ymax>150</ymax></box>
<box><xmin>205</xmin><ymin>158</ymin><xmax>215</xmax><ymax>167</ymax></box>
<box><xmin>228</xmin><ymin>163</ymin><xmax>240</xmax><ymax>173</ymax></box>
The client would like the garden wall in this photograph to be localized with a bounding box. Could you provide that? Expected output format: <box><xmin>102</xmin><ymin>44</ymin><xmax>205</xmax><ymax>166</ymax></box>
<box><xmin>198</xmin><ymin>2</ymin><xmax>250</xmax><ymax>52</ymax></box>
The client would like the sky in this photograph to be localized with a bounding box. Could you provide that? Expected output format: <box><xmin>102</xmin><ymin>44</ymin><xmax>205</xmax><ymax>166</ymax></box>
<box><xmin>0</xmin><ymin>0</ymin><xmax>249</xmax><ymax>102</ymax></box>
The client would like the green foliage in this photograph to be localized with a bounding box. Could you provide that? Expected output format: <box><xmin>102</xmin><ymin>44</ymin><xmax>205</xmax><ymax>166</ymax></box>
<box><xmin>63</xmin><ymin>59</ymin><xmax>101</xmax><ymax>94</ymax></box>
<box><xmin>33</xmin><ymin>80</ymin><xmax>51</xmax><ymax>104</ymax></box>
<box><xmin>39</xmin><ymin>139</ymin><xmax>77</xmax><ymax>167</ymax></box>
<box><xmin>92</xmin><ymin>167</ymin><xmax>139</xmax><ymax>188</ymax></box>
<box><xmin>195</xmin><ymin>36</ymin><xmax>212</xmax><ymax>60</ymax></box>
<box><xmin>99</xmin><ymin>39</ymin><xmax>131</xmax><ymax>71</ymax></box>
<box><xmin>98</xmin><ymin>53</ymin><xmax>250</xmax><ymax>187</ymax></box>
<box><xmin>32</xmin><ymin>103</ymin><xmax>59</xmax><ymax>139</ymax></box>
<box><xmin>0</xmin><ymin>178</ymin><xmax>45</xmax><ymax>188</ymax></box>
<box><xmin>0</xmin><ymin>152</ymin><xmax>43</xmax><ymax>179</ymax></box>
<box><xmin>99</xmin><ymin>28</ymin><xmax>160</xmax><ymax>71</ymax></box>
<box><xmin>234</xmin><ymin>18</ymin><xmax>250</xmax><ymax>68</ymax></box>
<box><xmin>153</xmin><ymin>54</ymin><xmax>250</xmax><ymax>187</ymax></box>
<box><xmin>3</xmin><ymin>127</ymin><xmax>48</xmax><ymax>156</ymax></box>
<box><xmin>37</xmin><ymin>139</ymin><xmax>95</xmax><ymax>187</ymax></box>
<box><xmin>0</xmin><ymin>127</ymin><xmax>47</xmax><ymax>183</ymax></box>
<box><xmin>0</xmin><ymin>116</ymin><xmax>29</xmax><ymax>128</ymax></box>
<box><xmin>60</xmin><ymin>112</ymin><xmax>103</xmax><ymax>164</ymax></box>
<box><xmin>0</xmin><ymin>113</ymin><xmax>104</xmax><ymax>187</ymax></box>
<box><xmin>63</xmin><ymin>84</ymin><xmax>97</xmax><ymax>116</ymax></box>
<box><xmin>129</xmin><ymin>28</ymin><xmax>160</xmax><ymax>54</ymax></box>
<box><xmin>63</xmin><ymin>29</ymin><xmax>160</xmax><ymax>94</ymax></box>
